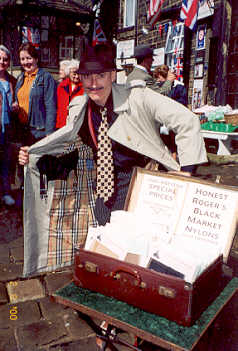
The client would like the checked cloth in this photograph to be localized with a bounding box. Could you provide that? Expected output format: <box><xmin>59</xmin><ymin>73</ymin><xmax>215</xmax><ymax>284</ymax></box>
<box><xmin>47</xmin><ymin>140</ymin><xmax>97</xmax><ymax>268</ymax></box>
<box><xmin>96</xmin><ymin>107</ymin><xmax>114</xmax><ymax>202</ymax></box>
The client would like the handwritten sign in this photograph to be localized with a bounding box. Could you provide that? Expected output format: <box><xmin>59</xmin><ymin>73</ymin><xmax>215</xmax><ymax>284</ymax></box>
<box><xmin>127</xmin><ymin>170</ymin><xmax>238</xmax><ymax>260</ymax></box>
<box><xmin>133</xmin><ymin>173</ymin><xmax>188</xmax><ymax>243</ymax></box>
<box><xmin>176</xmin><ymin>183</ymin><xmax>238</xmax><ymax>259</ymax></box>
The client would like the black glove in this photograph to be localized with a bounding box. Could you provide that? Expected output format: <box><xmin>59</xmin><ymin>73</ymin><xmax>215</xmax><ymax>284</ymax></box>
<box><xmin>36</xmin><ymin>149</ymin><xmax>78</xmax><ymax>197</ymax></box>
<box><xmin>94</xmin><ymin>197</ymin><xmax>111</xmax><ymax>226</ymax></box>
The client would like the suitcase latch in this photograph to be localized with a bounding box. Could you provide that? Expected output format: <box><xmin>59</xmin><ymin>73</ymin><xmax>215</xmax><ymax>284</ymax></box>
<box><xmin>158</xmin><ymin>285</ymin><xmax>176</xmax><ymax>299</ymax></box>
<box><xmin>84</xmin><ymin>261</ymin><xmax>98</xmax><ymax>273</ymax></box>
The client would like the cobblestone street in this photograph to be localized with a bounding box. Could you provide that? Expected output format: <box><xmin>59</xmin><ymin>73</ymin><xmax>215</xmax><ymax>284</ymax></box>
<box><xmin>0</xmin><ymin>161</ymin><xmax>238</xmax><ymax>351</ymax></box>
<box><xmin>0</xmin><ymin>192</ymin><xmax>154</xmax><ymax>351</ymax></box>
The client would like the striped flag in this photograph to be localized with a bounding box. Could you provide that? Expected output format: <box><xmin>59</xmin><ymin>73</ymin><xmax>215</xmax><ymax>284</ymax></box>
<box><xmin>174</xmin><ymin>57</ymin><xmax>183</xmax><ymax>82</ymax></box>
<box><xmin>147</xmin><ymin>0</ymin><xmax>165</xmax><ymax>28</ymax></box>
<box><xmin>92</xmin><ymin>19</ymin><xmax>107</xmax><ymax>46</ymax></box>
<box><xmin>180</xmin><ymin>0</ymin><xmax>200</xmax><ymax>30</ymax></box>
<box><xmin>22</xmin><ymin>26</ymin><xmax>40</xmax><ymax>48</ymax></box>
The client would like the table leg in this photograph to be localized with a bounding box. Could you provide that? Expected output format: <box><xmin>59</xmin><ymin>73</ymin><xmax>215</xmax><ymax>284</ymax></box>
<box><xmin>76</xmin><ymin>311</ymin><xmax>142</xmax><ymax>350</ymax></box>
<box><xmin>217</xmin><ymin>138</ymin><xmax>232</xmax><ymax>155</ymax></box>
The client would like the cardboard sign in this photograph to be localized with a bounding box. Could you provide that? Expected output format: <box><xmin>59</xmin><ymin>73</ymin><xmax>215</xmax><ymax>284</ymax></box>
<box><xmin>125</xmin><ymin>168</ymin><xmax>238</xmax><ymax>262</ymax></box>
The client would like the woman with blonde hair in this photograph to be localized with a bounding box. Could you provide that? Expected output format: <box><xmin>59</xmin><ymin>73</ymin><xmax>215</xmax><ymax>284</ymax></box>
<box><xmin>0</xmin><ymin>45</ymin><xmax>16</xmax><ymax>205</ymax></box>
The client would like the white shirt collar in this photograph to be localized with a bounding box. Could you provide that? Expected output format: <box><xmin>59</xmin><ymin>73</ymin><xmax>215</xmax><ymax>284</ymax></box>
<box><xmin>135</xmin><ymin>64</ymin><xmax>148</xmax><ymax>73</ymax></box>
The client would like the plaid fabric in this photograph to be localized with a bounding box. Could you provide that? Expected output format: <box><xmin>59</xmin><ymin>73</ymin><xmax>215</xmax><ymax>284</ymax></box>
<box><xmin>47</xmin><ymin>139</ymin><xmax>97</xmax><ymax>267</ymax></box>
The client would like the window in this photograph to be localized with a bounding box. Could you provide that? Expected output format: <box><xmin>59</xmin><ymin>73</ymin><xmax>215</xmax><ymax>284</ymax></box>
<box><xmin>165</xmin><ymin>22</ymin><xmax>184</xmax><ymax>81</ymax></box>
<box><xmin>59</xmin><ymin>36</ymin><xmax>74</xmax><ymax>60</ymax></box>
<box><xmin>123</xmin><ymin>0</ymin><xmax>136</xmax><ymax>28</ymax></box>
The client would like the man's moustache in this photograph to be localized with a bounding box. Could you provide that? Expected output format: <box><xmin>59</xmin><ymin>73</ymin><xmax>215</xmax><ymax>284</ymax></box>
<box><xmin>87</xmin><ymin>87</ymin><xmax>103</xmax><ymax>91</ymax></box>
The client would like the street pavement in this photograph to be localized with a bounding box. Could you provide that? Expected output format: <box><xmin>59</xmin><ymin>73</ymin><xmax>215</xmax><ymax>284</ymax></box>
<box><xmin>0</xmin><ymin>162</ymin><xmax>238</xmax><ymax>350</ymax></box>
<box><xmin>0</xmin><ymin>194</ymin><xmax>154</xmax><ymax>351</ymax></box>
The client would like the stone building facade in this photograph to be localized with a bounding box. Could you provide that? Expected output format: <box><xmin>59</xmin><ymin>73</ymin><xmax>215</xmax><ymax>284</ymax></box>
<box><xmin>116</xmin><ymin>0</ymin><xmax>235</xmax><ymax>110</ymax></box>
<box><xmin>0</xmin><ymin>0</ymin><xmax>237</xmax><ymax>109</ymax></box>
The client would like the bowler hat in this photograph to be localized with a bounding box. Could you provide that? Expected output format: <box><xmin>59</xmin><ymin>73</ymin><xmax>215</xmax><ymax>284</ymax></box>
<box><xmin>134</xmin><ymin>45</ymin><xmax>154</xmax><ymax>59</ymax></box>
<box><xmin>78</xmin><ymin>44</ymin><xmax>116</xmax><ymax>74</ymax></box>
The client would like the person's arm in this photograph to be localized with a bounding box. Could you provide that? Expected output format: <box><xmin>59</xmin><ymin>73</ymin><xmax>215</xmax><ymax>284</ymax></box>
<box><xmin>146</xmin><ymin>71</ymin><xmax>176</xmax><ymax>96</ymax></box>
<box><xmin>144</xmin><ymin>89</ymin><xmax>207</xmax><ymax>168</ymax></box>
<box><xmin>44</xmin><ymin>72</ymin><xmax>57</xmax><ymax>135</ymax></box>
<box><xmin>147</xmin><ymin>79</ymin><xmax>172</xmax><ymax>95</ymax></box>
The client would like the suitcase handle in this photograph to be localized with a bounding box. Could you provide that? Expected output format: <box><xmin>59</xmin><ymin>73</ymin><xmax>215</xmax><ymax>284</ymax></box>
<box><xmin>112</xmin><ymin>266</ymin><xmax>142</xmax><ymax>285</ymax></box>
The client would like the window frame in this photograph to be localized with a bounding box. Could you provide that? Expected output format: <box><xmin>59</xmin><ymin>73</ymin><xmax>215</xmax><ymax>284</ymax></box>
<box><xmin>165</xmin><ymin>22</ymin><xmax>185</xmax><ymax>81</ymax></box>
<box><xmin>59</xmin><ymin>35</ymin><xmax>74</xmax><ymax>60</ymax></box>
<box><xmin>123</xmin><ymin>0</ymin><xmax>136</xmax><ymax>28</ymax></box>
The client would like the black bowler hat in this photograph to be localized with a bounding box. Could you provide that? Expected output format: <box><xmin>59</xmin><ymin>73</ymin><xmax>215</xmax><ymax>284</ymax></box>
<box><xmin>134</xmin><ymin>44</ymin><xmax>155</xmax><ymax>59</ymax></box>
<box><xmin>78</xmin><ymin>44</ymin><xmax>117</xmax><ymax>74</ymax></box>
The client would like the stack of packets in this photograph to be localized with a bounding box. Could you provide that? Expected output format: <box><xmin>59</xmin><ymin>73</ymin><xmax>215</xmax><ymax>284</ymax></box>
<box><xmin>84</xmin><ymin>210</ymin><xmax>221</xmax><ymax>284</ymax></box>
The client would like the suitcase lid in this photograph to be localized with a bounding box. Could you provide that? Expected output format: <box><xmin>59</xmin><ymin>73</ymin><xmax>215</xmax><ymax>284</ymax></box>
<box><xmin>124</xmin><ymin>167</ymin><xmax>238</xmax><ymax>262</ymax></box>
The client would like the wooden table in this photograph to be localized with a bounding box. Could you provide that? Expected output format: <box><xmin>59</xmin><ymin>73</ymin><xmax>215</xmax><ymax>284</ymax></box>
<box><xmin>52</xmin><ymin>278</ymin><xmax>238</xmax><ymax>351</ymax></box>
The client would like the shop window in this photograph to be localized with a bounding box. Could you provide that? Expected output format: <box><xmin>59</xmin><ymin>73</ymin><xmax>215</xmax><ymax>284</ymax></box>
<box><xmin>165</xmin><ymin>22</ymin><xmax>184</xmax><ymax>81</ymax></box>
<box><xmin>59</xmin><ymin>36</ymin><xmax>74</xmax><ymax>60</ymax></box>
<box><xmin>123</xmin><ymin>0</ymin><xmax>136</xmax><ymax>28</ymax></box>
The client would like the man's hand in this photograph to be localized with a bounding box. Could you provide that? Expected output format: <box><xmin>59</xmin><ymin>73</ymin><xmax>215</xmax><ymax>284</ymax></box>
<box><xmin>167</xmin><ymin>70</ymin><xmax>176</xmax><ymax>82</ymax></box>
<box><xmin>168</xmin><ymin>170</ymin><xmax>191</xmax><ymax>177</ymax></box>
<box><xmin>19</xmin><ymin>146</ymin><xmax>30</xmax><ymax>165</ymax></box>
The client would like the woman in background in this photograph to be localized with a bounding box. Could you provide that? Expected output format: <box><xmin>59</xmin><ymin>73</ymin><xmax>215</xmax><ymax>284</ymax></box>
<box><xmin>154</xmin><ymin>64</ymin><xmax>188</xmax><ymax>161</ymax></box>
<box><xmin>0</xmin><ymin>45</ymin><xmax>16</xmax><ymax>206</ymax></box>
<box><xmin>14</xmin><ymin>43</ymin><xmax>57</xmax><ymax>207</ymax></box>
<box><xmin>56</xmin><ymin>59</ymin><xmax>84</xmax><ymax>129</ymax></box>
<box><xmin>14</xmin><ymin>42</ymin><xmax>57</xmax><ymax>145</ymax></box>
<box><xmin>154</xmin><ymin>64</ymin><xmax>188</xmax><ymax>106</ymax></box>
<box><xmin>58</xmin><ymin>59</ymin><xmax>71</xmax><ymax>83</ymax></box>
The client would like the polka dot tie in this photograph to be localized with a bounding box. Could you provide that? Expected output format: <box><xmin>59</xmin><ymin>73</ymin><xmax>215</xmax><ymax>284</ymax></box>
<box><xmin>96</xmin><ymin>107</ymin><xmax>114</xmax><ymax>202</ymax></box>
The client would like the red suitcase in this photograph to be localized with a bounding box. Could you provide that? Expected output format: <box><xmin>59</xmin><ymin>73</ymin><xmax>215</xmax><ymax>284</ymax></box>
<box><xmin>73</xmin><ymin>168</ymin><xmax>238</xmax><ymax>326</ymax></box>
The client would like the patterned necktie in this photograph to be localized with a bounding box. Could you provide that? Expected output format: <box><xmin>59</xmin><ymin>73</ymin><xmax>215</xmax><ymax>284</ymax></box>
<box><xmin>96</xmin><ymin>107</ymin><xmax>114</xmax><ymax>202</ymax></box>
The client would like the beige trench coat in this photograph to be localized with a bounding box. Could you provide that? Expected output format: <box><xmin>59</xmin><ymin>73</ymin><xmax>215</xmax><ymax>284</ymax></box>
<box><xmin>69</xmin><ymin>83</ymin><xmax>207</xmax><ymax>171</ymax></box>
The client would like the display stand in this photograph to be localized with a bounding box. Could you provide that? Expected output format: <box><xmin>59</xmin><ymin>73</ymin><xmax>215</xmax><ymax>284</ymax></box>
<box><xmin>52</xmin><ymin>277</ymin><xmax>238</xmax><ymax>351</ymax></box>
<box><xmin>201</xmin><ymin>130</ymin><xmax>238</xmax><ymax>155</ymax></box>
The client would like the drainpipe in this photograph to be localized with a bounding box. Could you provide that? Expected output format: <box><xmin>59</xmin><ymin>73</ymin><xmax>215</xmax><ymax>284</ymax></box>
<box><xmin>135</xmin><ymin>0</ymin><xmax>138</xmax><ymax>46</ymax></box>
<box><xmin>216</xmin><ymin>0</ymin><xmax>226</xmax><ymax>105</ymax></box>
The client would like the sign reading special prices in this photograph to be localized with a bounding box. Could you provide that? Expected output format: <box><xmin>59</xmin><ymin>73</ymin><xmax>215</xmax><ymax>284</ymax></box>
<box><xmin>130</xmin><ymin>171</ymin><xmax>238</xmax><ymax>261</ymax></box>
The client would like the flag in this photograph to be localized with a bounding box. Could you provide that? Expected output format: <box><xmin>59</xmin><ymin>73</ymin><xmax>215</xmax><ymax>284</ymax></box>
<box><xmin>164</xmin><ymin>23</ymin><xmax>169</xmax><ymax>33</ymax></box>
<box><xmin>92</xmin><ymin>19</ymin><xmax>107</xmax><ymax>46</ymax></box>
<box><xmin>180</xmin><ymin>0</ymin><xmax>200</xmax><ymax>30</ymax></box>
<box><xmin>147</xmin><ymin>0</ymin><xmax>165</xmax><ymax>28</ymax></box>
<box><xmin>22</xmin><ymin>26</ymin><xmax>40</xmax><ymax>48</ymax></box>
<box><xmin>174</xmin><ymin>57</ymin><xmax>183</xmax><ymax>81</ymax></box>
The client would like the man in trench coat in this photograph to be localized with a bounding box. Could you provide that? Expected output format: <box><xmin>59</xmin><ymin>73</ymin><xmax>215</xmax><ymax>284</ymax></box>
<box><xmin>19</xmin><ymin>44</ymin><xmax>207</xmax><ymax>276</ymax></box>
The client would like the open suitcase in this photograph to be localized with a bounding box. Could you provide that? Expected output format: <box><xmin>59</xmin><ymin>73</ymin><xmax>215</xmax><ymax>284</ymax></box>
<box><xmin>74</xmin><ymin>168</ymin><xmax>238</xmax><ymax>327</ymax></box>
